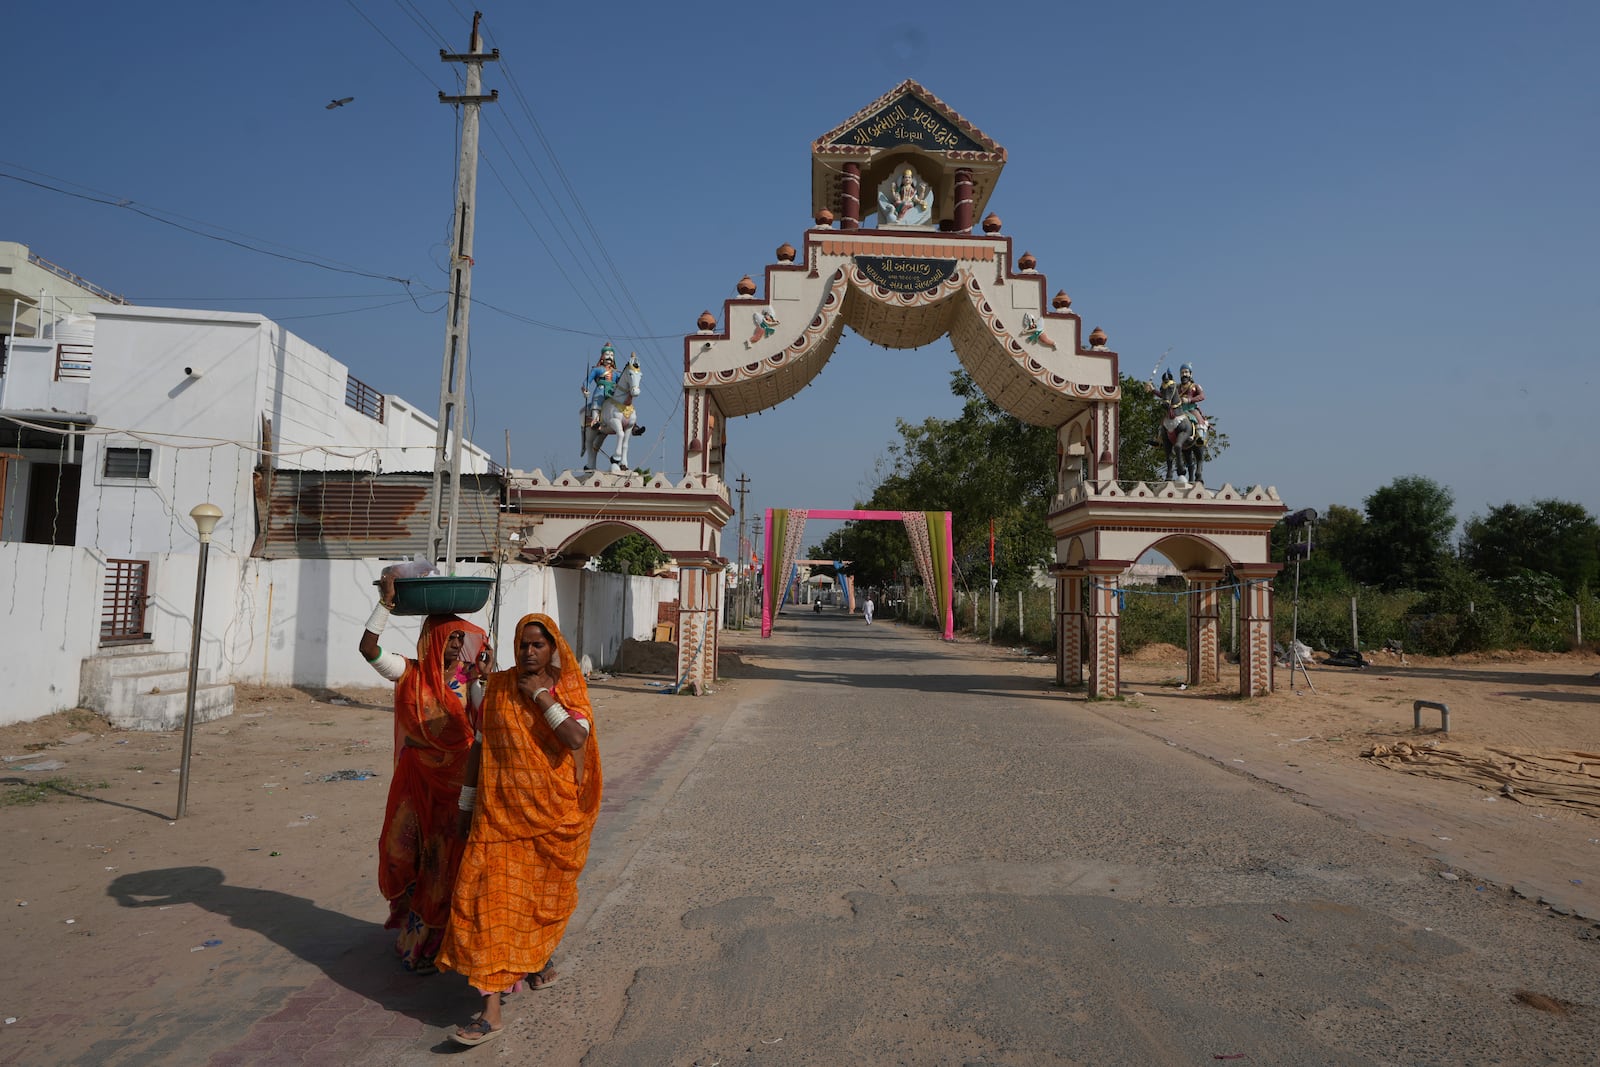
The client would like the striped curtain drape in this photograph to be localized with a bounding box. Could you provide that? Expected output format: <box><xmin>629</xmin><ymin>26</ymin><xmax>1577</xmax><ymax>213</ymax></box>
<box><xmin>901</xmin><ymin>511</ymin><xmax>954</xmax><ymax>637</ymax></box>
<box><xmin>762</xmin><ymin>509</ymin><xmax>809</xmax><ymax>633</ymax></box>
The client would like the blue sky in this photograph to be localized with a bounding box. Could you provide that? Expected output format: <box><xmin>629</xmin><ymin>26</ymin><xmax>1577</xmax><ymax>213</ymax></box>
<box><xmin>4</xmin><ymin>1</ymin><xmax>1596</xmax><ymax>558</ymax></box>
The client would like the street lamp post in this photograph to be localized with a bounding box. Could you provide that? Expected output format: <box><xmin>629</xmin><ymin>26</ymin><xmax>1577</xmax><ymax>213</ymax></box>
<box><xmin>176</xmin><ymin>502</ymin><xmax>222</xmax><ymax>819</ymax></box>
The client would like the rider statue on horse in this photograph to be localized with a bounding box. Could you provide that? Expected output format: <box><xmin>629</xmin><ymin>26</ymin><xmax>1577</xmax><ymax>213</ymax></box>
<box><xmin>581</xmin><ymin>343</ymin><xmax>645</xmax><ymax>472</ymax></box>
<box><xmin>1153</xmin><ymin>361</ymin><xmax>1210</xmax><ymax>486</ymax></box>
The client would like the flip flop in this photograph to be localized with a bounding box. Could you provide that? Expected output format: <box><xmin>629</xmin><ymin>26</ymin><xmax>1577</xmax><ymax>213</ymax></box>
<box><xmin>500</xmin><ymin>963</ymin><xmax>558</xmax><ymax>1003</ymax></box>
<box><xmin>449</xmin><ymin>1017</ymin><xmax>501</xmax><ymax>1047</ymax></box>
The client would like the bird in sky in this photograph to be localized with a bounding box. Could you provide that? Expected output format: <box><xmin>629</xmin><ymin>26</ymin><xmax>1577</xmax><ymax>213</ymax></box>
<box><xmin>325</xmin><ymin>96</ymin><xmax>354</xmax><ymax>110</ymax></box>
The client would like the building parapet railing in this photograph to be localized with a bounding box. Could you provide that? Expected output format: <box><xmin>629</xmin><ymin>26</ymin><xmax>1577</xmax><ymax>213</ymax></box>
<box><xmin>1055</xmin><ymin>480</ymin><xmax>1282</xmax><ymax>508</ymax></box>
<box><xmin>344</xmin><ymin>373</ymin><xmax>385</xmax><ymax>423</ymax></box>
<box><xmin>27</xmin><ymin>251</ymin><xmax>130</xmax><ymax>306</ymax></box>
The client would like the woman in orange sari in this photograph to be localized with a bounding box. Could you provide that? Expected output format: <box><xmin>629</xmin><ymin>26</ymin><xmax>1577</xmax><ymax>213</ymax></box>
<box><xmin>437</xmin><ymin>612</ymin><xmax>602</xmax><ymax>1046</ymax></box>
<box><xmin>359</xmin><ymin>573</ymin><xmax>488</xmax><ymax>974</ymax></box>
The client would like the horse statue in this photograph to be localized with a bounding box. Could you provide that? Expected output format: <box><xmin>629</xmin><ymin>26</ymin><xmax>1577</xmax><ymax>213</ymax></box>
<box><xmin>582</xmin><ymin>356</ymin><xmax>645</xmax><ymax>472</ymax></box>
<box><xmin>1156</xmin><ymin>375</ymin><xmax>1207</xmax><ymax>486</ymax></box>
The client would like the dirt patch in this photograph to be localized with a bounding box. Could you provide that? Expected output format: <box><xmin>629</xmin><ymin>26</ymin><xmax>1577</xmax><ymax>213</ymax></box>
<box><xmin>1125</xmin><ymin>642</ymin><xmax>1185</xmax><ymax>662</ymax></box>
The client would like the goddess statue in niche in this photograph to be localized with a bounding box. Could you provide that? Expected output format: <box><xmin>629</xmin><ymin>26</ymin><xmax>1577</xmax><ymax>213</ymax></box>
<box><xmin>877</xmin><ymin>166</ymin><xmax>933</xmax><ymax>226</ymax></box>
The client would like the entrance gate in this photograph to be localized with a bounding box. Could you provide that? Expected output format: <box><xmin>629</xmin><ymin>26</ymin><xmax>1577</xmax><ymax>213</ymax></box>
<box><xmin>512</xmin><ymin>80</ymin><xmax>1286</xmax><ymax>697</ymax></box>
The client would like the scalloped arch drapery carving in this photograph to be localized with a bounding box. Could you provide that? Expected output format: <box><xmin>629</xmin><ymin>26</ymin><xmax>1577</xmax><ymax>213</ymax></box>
<box><xmin>686</xmin><ymin>264</ymin><xmax>1116</xmax><ymax>427</ymax></box>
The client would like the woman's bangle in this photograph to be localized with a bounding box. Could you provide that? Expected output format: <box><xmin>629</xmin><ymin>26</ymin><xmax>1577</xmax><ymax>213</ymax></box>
<box><xmin>365</xmin><ymin>602</ymin><xmax>391</xmax><ymax>633</ymax></box>
<box><xmin>458</xmin><ymin>785</ymin><xmax>477</xmax><ymax>811</ymax></box>
<box><xmin>542</xmin><ymin>702</ymin><xmax>570</xmax><ymax>731</ymax></box>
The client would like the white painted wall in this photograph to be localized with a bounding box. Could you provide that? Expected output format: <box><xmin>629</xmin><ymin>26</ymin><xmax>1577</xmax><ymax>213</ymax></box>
<box><xmin>214</xmin><ymin>558</ymin><xmax>677</xmax><ymax>691</ymax></box>
<box><xmin>0</xmin><ymin>543</ymin><xmax>104</xmax><ymax>720</ymax></box>
<box><xmin>0</xmin><ymin>545</ymin><xmax>683</xmax><ymax>726</ymax></box>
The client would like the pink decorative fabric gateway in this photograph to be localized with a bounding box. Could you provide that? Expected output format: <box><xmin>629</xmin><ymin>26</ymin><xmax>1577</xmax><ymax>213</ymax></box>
<box><xmin>761</xmin><ymin>509</ymin><xmax>953</xmax><ymax>640</ymax></box>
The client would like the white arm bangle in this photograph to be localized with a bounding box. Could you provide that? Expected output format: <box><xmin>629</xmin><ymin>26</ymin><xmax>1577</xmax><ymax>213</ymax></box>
<box><xmin>364</xmin><ymin>602</ymin><xmax>391</xmax><ymax>633</ymax></box>
<box><xmin>542</xmin><ymin>702</ymin><xmax>570</xmax><ymax>731</ymax></box>
<box><xmin>458</xmin><ymin>786</ymin><xmax>477</xmax><ymax>811</ymax></box>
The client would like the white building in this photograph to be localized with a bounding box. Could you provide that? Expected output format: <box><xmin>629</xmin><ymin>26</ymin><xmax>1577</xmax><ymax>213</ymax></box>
<box><xmin>0</xmin><ymin>243</ymin><xmax>678</xmax><ymax>727</ymax></box>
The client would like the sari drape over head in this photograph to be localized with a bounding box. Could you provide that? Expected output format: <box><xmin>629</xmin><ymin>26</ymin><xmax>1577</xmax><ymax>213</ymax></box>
<box><xmin>437</xmin><ymin>612</ymin><xmax>603</xmax><ymax>992</ymax></box>
<box><xmin>379</xmin><ymin>613</ymin><xmax>486</xmax><ymax>965</ymax></box>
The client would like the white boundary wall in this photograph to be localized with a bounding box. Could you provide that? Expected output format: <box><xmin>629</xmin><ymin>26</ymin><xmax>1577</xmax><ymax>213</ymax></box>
<box><xmin>0</xmin><ymin>543</ymin><xmax>104</xmax><ymax>719</ymax></box>
<box><xmin>0</xmin><ymin>545</ymin><xmax>681</xmax><ymax>726</ymax></box>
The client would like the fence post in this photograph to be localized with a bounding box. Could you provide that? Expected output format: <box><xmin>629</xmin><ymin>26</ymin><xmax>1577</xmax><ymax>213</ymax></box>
<box><xmin>1018</xmin><ymin>590</ymin><xmax>1024</xmax><ymax>640</ymax></box>
<box><xmin>1351</xmin><ymin>596</ymin><xmax>1359</xmax><ymax>651</ymax></box>
<box><xmin>1577</xmin><ymin>603</ymin><xmax>1583</xmax><ymax>647</ymax></box>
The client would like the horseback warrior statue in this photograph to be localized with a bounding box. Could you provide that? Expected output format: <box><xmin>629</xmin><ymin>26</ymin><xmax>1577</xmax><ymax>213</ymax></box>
<box><xmin>581</xmin><ymin>345</ymin><xmax>645</xmax><ymax>472</ymax></box>
<box><xmin>1154</xmin><ymin>361</ymin><xmax>1211</xmax><ymax>486</ymax></box>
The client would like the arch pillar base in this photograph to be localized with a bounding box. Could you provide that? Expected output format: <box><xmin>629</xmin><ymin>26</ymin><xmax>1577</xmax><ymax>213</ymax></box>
<box><xmin>1184</xmin><ymin>569</ymin><xmax>1224</xmax><ymax>685</ymax></box>
<box><xmin>1050</xmin><ymin>566</ymin><xmax>1085</xmax><ymax>687</ymax></box>
<box><xmin>1231</xmin><ymin>563</ymin><xmax>1281</xmax><ymax>697</ymax></box>
<box><xmin>1084</xmin><ymin>561</ymin><xmax>1130</xmax><ymax>699</ymax></box>
<box><xmin>675</xmin><ymin>561</ymin><xmax>720</xmax><ymax>694</ymax></box>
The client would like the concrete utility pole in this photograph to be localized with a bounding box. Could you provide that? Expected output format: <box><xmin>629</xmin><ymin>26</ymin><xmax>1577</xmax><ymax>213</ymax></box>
<box><xmin>425</xmin><ymin>11</ymin><xmax>499</xmax><ymax>572</ymax></box>
<box><xmin>734</xmin><ymin>473</ymin><xmax>751</xmax><ymax>628</ymax></box>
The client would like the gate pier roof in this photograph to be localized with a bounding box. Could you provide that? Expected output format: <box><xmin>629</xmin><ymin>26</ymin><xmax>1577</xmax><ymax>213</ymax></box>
<box><xmin>1050</xmin><ymin>481</ymin><xmax>1287</xmax><ymax>571</ymax></box>
<box><xmin>504</xmin><ymin>469</ymin><xmax>732</xmax><ymax>566</ymax></box>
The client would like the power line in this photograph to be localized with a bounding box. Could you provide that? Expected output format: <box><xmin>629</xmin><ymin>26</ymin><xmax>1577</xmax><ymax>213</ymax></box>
<box><xmin>0</xmin><ymin>169</ymin><xmax>415</xmax><ymax>286</ymax></box>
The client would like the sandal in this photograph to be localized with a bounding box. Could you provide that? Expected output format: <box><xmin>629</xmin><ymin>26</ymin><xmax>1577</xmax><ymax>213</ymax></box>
<box><xmin>501</xmin><ymin>962</ymin><xmax>558</xmax><ymax>1003</ymax></box>
<box><xmin>529</xmin><ymin>962</ymin><xmax>559</xmax><ymax>990</ymax></box>
<box><xmin>449</xmin><ymin>1016</ymin><xmax>502</xmax><ymax>1047</ymax></box>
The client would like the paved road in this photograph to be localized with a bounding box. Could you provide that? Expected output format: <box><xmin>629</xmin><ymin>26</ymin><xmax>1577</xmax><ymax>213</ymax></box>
<box><xmin>28</xmin><ymin>612</ymin><xmax>1593</xmax><ymax>1065</ymax></box>
<box><xmin>403</xmin><ymin>613</ymin><xmax>1594</xmax><ymax>1065</ymax></box>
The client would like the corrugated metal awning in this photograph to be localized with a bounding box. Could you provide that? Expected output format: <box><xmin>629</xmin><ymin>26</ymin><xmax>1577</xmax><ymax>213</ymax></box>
<box><xmin>255</xmin><ymin>469</ymin><xmax>503</xmax><ymax>560</ymax></box>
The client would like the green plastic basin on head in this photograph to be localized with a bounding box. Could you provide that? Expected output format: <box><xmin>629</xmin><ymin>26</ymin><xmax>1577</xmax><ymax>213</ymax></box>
<box><xmin>391</xmin><ymin>576</ymin><xmax>495</xmax><ymax>616</ymax></box>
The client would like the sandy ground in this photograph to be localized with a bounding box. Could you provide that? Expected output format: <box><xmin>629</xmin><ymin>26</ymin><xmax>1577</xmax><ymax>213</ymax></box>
<box><xmin>1</xmin><ymin>639</ymin><xmax>1597</xmax><ymax>1060</ymax></box>
<box><xmin>1104</xmin><ymin>643</ymin><xmax>1600</xmax><ymax>919</ymax></box>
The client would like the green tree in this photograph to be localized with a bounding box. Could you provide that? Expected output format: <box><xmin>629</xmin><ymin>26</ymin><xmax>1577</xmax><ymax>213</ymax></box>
<box><xmin>820</xmin><ymin>369</ymin><xmax>1231</xmax><ymax>590</ymax></box>
<box><xmin>597</xmin><ymin>533</ymin><xmax>668</xmax><ymax>575</ymax></box>
<box><xmin>814</xmin><ymin>522</ymin><xmax>906</xmax><ymax>588</ymax></box>
<box><xmin>1461</xmin><ymin>499</ymin><xmax>1600</xmax><ymax>595</ymax></box>
<box><xmin>1315</xmin><ymin>504</ymin><xmax>1366</xmax><ymax>584</ymax></box>
<box><xmin>1359</xmin><ymin>476</ymin><xmax>1456</xmax><ymax>590</ymax></box>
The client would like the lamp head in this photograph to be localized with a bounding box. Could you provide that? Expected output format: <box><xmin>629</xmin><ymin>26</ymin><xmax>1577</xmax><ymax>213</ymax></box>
<box><xmin>1284</xmin><ymin>508</ymin><xmax>1319</xmax><ymax>530</ymax></box>
<box><xmin>190</xmin><ymin>502</ymin><xmax>223</xmax><ymax>542</ymax></box>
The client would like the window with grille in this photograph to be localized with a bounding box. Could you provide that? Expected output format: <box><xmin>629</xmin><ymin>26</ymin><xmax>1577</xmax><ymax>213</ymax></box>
<box><xmin>104</xmin><ymin>446</ymin><xmax>153</xmax><ymax>479</ymax></box>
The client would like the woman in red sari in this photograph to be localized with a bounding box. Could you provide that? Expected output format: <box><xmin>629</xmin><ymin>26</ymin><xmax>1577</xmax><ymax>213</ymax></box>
<box><xmin>359</xmin><ymin>573</ymin><xmax>488</xmax><ymax>974</ymax></box>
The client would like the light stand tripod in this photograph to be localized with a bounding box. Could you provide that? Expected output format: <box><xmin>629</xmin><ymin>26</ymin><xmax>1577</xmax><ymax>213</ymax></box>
<box><xmin>1284</xmin><ymin>508</ymin><xmax>1318</xmax><ymax>693</ymax></box>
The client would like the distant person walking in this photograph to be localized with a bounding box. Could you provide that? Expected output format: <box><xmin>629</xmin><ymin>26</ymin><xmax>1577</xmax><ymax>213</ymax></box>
<box><xmin>863</xmin><ymin>597</ymin><xmax>875</xmax><ymax>625</ymax></box>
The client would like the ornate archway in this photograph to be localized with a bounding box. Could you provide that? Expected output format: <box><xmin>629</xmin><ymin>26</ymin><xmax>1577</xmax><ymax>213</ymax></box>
<box><xmin>513</xmin><ymin>81</ymin><xmax>1287</xmax><ymax>698</ymax></box>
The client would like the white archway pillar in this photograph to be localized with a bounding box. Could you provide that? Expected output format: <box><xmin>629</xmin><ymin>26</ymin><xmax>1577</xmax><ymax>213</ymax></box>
<box><xmin>1184</xmin><ymin>569</ymin><xmax>1224</xmax><ymax>685</ymax></box>
<box><xmin>1232</xmin><ymin>563</ymin><xmax>1280</xmax><ymax>697</ymax></box>
<box><xmin>675</xmin><ymin>562</ymin><xmax>720</xmax><ymax>694</ymax></box>
<box><xmin>1084</xmin><ymin>561</ymin><xmax>1129</xmax><ymax>699</ymax></box>
<box><xmin>1052</xmin><ymin>567</ymin><xmax>1085</xmax><ymax>687</ymax></box>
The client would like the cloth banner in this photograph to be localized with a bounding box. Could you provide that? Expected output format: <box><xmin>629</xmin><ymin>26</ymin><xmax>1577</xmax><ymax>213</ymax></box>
<box><xmin>761</xmin><ymin>508</ymin><xmax>808</xmax><ymax>636</ymax></box>
<box><xmin>901</xmin><ymin>511</ymin><xmax>954</xmax><ymax>639</ymax></box>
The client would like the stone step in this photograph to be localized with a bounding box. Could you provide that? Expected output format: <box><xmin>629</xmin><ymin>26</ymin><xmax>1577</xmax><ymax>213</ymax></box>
<box><xmin>80</xmin><ymin>649</ymin><xmax>189</xmax><ymax>710</ymax></box>
<box><xmin>110</xmin><ymin>683</ymin><xmax>235</xmax><ymax>733</ymax></box>
<box><xmin>105</xmin><ymin>668</ymin><xmax>214</xmax><ymax>709</ymax></box>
